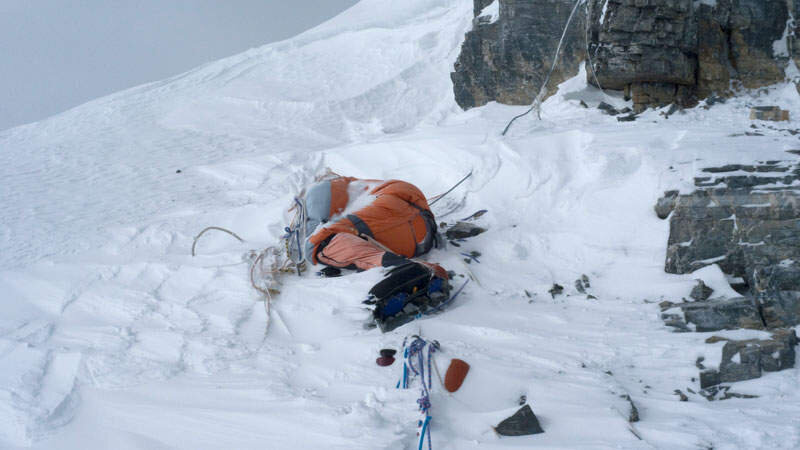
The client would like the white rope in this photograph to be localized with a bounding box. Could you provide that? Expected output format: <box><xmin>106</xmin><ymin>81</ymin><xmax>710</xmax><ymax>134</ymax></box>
<box><xmin>502</xmin><ymin>0</ymin><xmax>586</xmax><ymax>136</ymax></box>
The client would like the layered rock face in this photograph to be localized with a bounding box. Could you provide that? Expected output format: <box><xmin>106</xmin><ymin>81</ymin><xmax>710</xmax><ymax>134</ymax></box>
<box><xmin>662</xmin><ymin>161</ymin><xmax>800</xmax><ymax>303</ymax></box>
<box><xmin>699</xmin><ymin>330</ymin><xmax>798</xmax><ymax>388</ymax></box>
<box><xmin>655</xmin><ymin>161</ymin><xmax>800</xmax><ymax>388</ymax></box>
<box><xmin>453</xmin><ymin>0</ymin><xmax>799</xmax><ymax>111</ymax></box>
<box><xmin>587</xmin><ymin>0</ymin><xmax>698</xmax><ymax>109</ymax></box>
<box><xmin>657</xmin><ymin>159</ymin><xmax>800</xmax><ymax>387</ymax></box>
<box><xmin>451</xmin><ymin>0</ymin><xmax>587</xmax><ymax>108</ymax></box>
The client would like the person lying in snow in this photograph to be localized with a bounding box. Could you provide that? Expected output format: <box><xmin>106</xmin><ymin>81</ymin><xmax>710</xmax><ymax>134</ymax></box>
<box><xmin>286</xmin><ymin>176</ymin><xmax>451</xmax><ymax>331</ymax></box>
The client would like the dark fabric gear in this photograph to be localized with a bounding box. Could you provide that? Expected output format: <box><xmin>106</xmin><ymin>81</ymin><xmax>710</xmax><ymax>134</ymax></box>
<box><xmin>368</xmin><ymin>262</ymin><xmax>451</xmax><ymax>332</ymax></box>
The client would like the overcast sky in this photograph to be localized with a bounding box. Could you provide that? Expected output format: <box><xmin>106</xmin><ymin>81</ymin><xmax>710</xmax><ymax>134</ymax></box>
<box><xmin>0</xmin><ymin>0</ymin><xmax>358</xmax><ymax>131</ymax></box>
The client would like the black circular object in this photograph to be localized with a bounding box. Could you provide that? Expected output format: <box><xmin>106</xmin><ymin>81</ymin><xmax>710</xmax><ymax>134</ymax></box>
<box><xmin>380</xmin><ymin>348</ymin><xmax>397</xmax><ymax>358</ymax></box>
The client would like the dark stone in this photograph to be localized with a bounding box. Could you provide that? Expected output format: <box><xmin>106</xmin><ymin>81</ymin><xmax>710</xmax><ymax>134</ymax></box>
<box><xmin>575</xmin><ymin>274</ymin><xmax>590</xmax><ymax>294</ymax></box>
<box><xmin>699</xmin><ymin>370</ymin><xmax>721</xmax><ymax>389</ymax></box>
<box><xmin>699</xmin><ymin>385</ymin><xmax>759</xmax><ymax>401</ymax></box>
<box><xmin>655</xmin><ymin>191</ymin><xmax>678</xmax><ymax>219</ymax></box>
<box><xmin>445</xmin><ymin>222</ymin><xmax>487</xmax><ymax>240</ymax></box>
<box><xmin>597</xmin><ymin>101</ymin><xmax>619</xmax><ymax>115</ymax></box>
<box><xmin>549</xmin><ymin>283</ymin><xmax>564</xmax><ymax>298</ymax></box>
<box><xmin>616</xmin><ymin>113</ymin><xmax>638</xmax><ymax>122</ymax></box>
<box><xmin>494</xmin><ymin>404</ymin><xmax>544</xmax><ymax>436</ymax></box>
<box><xmin>673</xmin><ymin>389</ymin><xmax>689</xmax><ymax>401</ymax></box>
<box><xmin>699</xmin><ymin>329</ymin><xmax>798</xmax><ymax>388</ymax></box>
<box><xmin>621</xmin><ymin>394</ymin><xmax>639</xmax><ymax>422</ymax></box>
<box><xmin>690</xmin><ymin>280</ymin><xmax>714</xmax><ymax>301</ymax></box>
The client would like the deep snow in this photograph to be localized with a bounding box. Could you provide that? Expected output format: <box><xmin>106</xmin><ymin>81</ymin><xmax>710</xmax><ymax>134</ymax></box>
<box><xmin>1</xmin><ymin>0</ymin><xmax>800</xmax><ymax>448</ymax></box>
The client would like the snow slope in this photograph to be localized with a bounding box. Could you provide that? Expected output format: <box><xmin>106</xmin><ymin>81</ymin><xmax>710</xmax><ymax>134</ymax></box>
<box><xmin>2</xmin><ymin>0</ymin><xmax>800</xmax><ymax>448</ymax></box>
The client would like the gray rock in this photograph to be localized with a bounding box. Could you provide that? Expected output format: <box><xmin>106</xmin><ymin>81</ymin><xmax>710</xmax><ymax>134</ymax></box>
<box><xmin>690</xmin><ymin>280</ymin><xmax>714</xmax><ymax>301</ymax></box>
<box><xmin>494</xmin><ymin>404</ymin><xmax>545</xmax><ymax>436</ymax></box>
<box><xmin>750</xmin><ymin>107</ymin><xmax>790</xmax><ymax>122</ymax></box>
<box><xmin>759</xmin><ymin>290</ymin><xmax>800</xmax><ymax>329</ymax></box>
<box><xmin>597</xmin><ymin>102</ymin><xmax>619</xmax><ymax>115</ymax></box>
<box><xmin>679</xmin><ymin>296</ymin><xmax>764</xmax><ymax>332</ymax></box>
<box><xmin>575</xmin><ymin>274</ymin><xmax>590</xmax><ymax>294</ymax></box>
<box><xmin>699</xmin><ymin>329</ymin><xmax>798</xmax><ymax>388</ymax></box>
<box><xmin>445</xmin><ymin>222</ymin><xmax>487</xmax><ymax>240</ymax></box>
<box><xmin>654</xmin><ymin>190</ymin><xmax>679</xmax><ymax>219</ymax></box>
<box><xmin>699</xmin><ymin>384</ymin><xmax>759</xmax><ymax>401</ymax></box>
<box><xmin>452</xmin><ymin>0</ymin><xmax>797</xmax><ymax>111</ymax></box>
<box><xmin>451</xmin><ymin>0</ymin><xmax>587</xmax><ymax>109</ymax></box>
<box><xmin>549</xmin><ymin>283</ymin><xmax>564</xmax><ymax>298</ymax></box>
<box><xmin>661</xmin><ymin>160</ymin><xmax>800</xmax><ymax>328</ymax></box>
<box><xmin>620</xmin><ymin>394</ymin><xmax>639</xmax><ymax>423</ymax></box>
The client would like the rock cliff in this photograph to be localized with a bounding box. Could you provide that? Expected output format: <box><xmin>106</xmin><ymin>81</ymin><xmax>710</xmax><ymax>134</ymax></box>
<box><xmin>451</xmin><ymin>0</ymin><xmax>588</xmax><ymax>108</ymax></box>
<box><xmin>656</xmin><ymin>157</ymin><xmax>800</xmax><ymax>388</ymax></box>
<box><xmin>452</xmin><ymin>0</ymin><xmax>800</xmax><ymax>111</ymax></box>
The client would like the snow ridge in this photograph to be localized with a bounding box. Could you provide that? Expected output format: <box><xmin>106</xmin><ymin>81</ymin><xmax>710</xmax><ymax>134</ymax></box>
<box><xmin>2</xmin><ymin>0</ymin><xmax>800</xmax><ymax>448</ymax></box>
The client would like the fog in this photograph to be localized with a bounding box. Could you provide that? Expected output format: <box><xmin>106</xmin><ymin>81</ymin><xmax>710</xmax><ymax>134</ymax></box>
<box><xmin>0</xmin><ymin>0</ymin><xmax>357</xmax><ymax>131</ymax></box>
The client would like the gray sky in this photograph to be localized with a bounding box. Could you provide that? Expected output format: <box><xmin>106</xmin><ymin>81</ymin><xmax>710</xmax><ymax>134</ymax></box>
<box><xmin>0</xmin><ymin>0</ymin><xmax>358</xmax><ymax>131</ymax></box>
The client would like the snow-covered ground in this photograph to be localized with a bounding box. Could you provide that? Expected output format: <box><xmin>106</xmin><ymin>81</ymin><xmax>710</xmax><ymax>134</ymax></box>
<box><xmin>2</xmin><ymin>0</ymin><xmax>799</xmax><ymax>448</ymax></box>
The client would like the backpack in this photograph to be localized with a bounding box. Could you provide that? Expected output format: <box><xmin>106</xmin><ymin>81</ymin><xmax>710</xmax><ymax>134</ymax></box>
<box><xmin>366</xmin><ymin>262</ymin><xmax>451</xmax><ymax>332</ymax></box>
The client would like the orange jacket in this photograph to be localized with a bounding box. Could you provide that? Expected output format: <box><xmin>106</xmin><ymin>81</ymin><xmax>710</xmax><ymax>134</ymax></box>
<box><xmin>307</xmin><ymin>178</ymin><xmax>434</xmax><ymax>264</ymax></box>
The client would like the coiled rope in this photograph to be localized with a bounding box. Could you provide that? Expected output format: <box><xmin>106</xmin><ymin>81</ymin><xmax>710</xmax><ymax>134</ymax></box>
<box><xmin>398</xmin><ymin>335</ymin><xmax>439</xmax><ymax>450</ymax></box>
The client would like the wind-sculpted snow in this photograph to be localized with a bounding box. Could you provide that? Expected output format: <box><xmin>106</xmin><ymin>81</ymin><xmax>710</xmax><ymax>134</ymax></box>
<box><xmin>2</xmin><ymin>0</ymin><xmax>800</xmax><ymax>448</ymax></box>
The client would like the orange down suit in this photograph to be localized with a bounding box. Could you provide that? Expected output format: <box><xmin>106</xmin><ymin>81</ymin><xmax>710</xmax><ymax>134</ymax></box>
<box><xmin>304</xmin><ymin>177</ymin><xmax>438</xmax><ymax>272</ymax></box>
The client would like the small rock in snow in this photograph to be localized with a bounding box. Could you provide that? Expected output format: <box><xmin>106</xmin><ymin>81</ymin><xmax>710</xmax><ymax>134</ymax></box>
<box><xmin>689</xmin><ymin>280</ymin><xmax>714</xmax><ymax>302</ymax></box>
<box><xmin>494</xmin><ymin>404</ymin><xmax>544</xmax><ymax>436</ymax></box>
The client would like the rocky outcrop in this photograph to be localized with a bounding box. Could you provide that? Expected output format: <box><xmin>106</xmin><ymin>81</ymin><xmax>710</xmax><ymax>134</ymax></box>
<box><xmin>660</xmin><ymin>297</ymin><xmax>764</xmax><ymax>332</ymax></box>
<box><xmin>659</xmin><ymin>160</ymin><xmax>800</xmax><ymax>330</ymax></box>
<box><xmin>587</xmin><ymin>0</ymin><xmax>698</xmax><ymax>110</ymax></box>
<box><xmin>452</xmin><ymin>0</ymin><xmax>799</xmax><ymax>111</ymax></box>
<box><xmin>662</xmin><ymin>161</ymin><xmax>800</xmax><ymax>295</ymax></box>
<box><xmin>658</xmin><ymin>159</ymin><xmax>800</xmax><ymax>388</ymax></box>
<box><xmin>694</xmin><ymin>0</ymin><xmax>794</xmax><ymax>99</ymax></box>
<box><xmin>451</xmin><ymin>0</ymin><xmax>587</xmax><ymax>108</ymax></box>
<box><xmin>588</xmin><ymin>0</ymin><xmax>797</xmax><ymax>111</ymax></box>
<box><xmin>699</xmin><ymin>329</ymin><xmax>798</xmax><ymax>388</ymax></box>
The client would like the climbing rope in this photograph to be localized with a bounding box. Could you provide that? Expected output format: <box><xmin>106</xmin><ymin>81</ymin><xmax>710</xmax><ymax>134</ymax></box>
<box><xmin>427</xmin><ymin>170</ymin><xmax>473</xmax><ymax>206</ymax></box>
<box><xmin>191</xmin><ymin>226</ymin><xmax>244</xmax><ymax>256</ymax></box>
<box><xmin>398</xmin><ymin>335</ymin><xmax>440</xmax><ymax>450</ymax></box>
<box><xmin>501</xmin><ymin>0</ymin><xmax>586</xmax><ymax>136</ymax></box>
<box><xmin>192</xmin><ymin>199</ymin><xmax>308</xmax><ymax>335</ymax></box>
